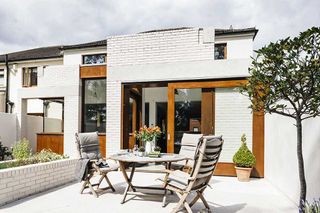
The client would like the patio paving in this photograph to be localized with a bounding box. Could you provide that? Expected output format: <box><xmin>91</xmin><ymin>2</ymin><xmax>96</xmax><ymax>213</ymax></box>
<box><xmin>1</xmin><ymin>171</ymin><xmax>297</xmax><ymax>213</ymax></box>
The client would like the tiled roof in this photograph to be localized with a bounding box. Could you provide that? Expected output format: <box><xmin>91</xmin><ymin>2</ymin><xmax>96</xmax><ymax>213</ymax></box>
<box><xmin>0</xmin><ymin>46</ymin><xmax>63</xmax><ymax>63</ymax></box>
<box><xmin>0</xmin><ymin>39</ymin><xmax>107</xmax><ymax>63</ymax></box>
<box><xmin>63</xmin><ymin>39</ymin><xmax>107</xmax><ymax>50</ymax></box>
<box><xmin>140</xmin><ymin>27</ymin><xmax>258</xmax><ymax>38</ymax></box>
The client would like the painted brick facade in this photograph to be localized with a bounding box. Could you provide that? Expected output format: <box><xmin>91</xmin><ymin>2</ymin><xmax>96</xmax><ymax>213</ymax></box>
<box><xmin>107</xmin><ymin>28</ymin><xmax>215</xmax><ymax>67</ymax></box>
<box><xmin>215</xmin><ymin>88</ymin><xmax>253</xmax><ymax>162</ymax></box>
<box><xmin>106</xmin><ymin>80</ymin><xmax>122</xmax><ymax>154</ymax></box>
<box><xmin>0</xmin><ymin>159</ymin><xmax>78</xmax><ymax>206</ymax></box>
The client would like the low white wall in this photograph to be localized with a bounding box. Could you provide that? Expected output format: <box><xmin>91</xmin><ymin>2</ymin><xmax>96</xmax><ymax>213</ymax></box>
<box><xmin>0</xmin><ymin>112</ymin><xmax>17</xmax><ymax>148</ymax></box>
<box><xmin>265</xmin><ymin>114</ymin><xmax>320</xmax><ymax>204</ymax></box>
<box><xmin>0</xmin><ymin>159</ymin><xmax>78</xmax><ymax>206</ymax></box>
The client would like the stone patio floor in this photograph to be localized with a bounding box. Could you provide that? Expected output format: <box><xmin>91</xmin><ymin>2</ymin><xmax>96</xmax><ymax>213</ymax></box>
<box><xmin>1</xmin><ymin>171</ymin><xmax>297</xmax><ymax>213</ymax></box>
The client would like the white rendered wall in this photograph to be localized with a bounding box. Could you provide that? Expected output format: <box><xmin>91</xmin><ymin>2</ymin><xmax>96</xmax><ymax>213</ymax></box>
<box><xmin>25</xmin><ymin>115</ymin><xmax>43</xmax><ymax>152</ymax></box>
<box><xmin>0</xmin><ymin>112</ymin><xmax>17</xmax><ymax>148</ymax></box>
<box><xmin>5</xmin><ymin>59</ymin><xmax>63</xmax><ymax>114</ymax></box>
<box><xmin>215</xmin><ymin>88</ymin><xmax>253</xmax><ymax>162</ymax></box>
<box><xmin>63</xmin><ymin>47</ymin><xmax>106</xmax><ymax>65</ymax></box>
<box><xmin>265</xmin><ymin>114</ymin><xmax>320</xmax><ymax>204</ymax></box>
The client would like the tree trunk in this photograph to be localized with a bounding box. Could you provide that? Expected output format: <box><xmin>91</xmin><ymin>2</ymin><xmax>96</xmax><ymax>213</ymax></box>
<box><xmin>296</xmin><ymin>118</ymin><xmax>307</xmax><ymax>208</ymax></box>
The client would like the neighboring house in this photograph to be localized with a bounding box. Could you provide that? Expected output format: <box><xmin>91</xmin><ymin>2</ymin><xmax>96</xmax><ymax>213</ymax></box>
<box><xmin>0</xmin><ymin>27</ymin><xmax>262</xmax><ymax>177</ymax></box>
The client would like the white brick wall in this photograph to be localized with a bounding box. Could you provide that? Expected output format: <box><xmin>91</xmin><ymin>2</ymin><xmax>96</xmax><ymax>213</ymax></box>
<box><xmin>0</xmin><ymin>159</ymin><xmax>78</xmax><ymax>206</ymax></box>
<box><xmin>215</xmin><ymin>88</ymin><xmax>253</xmax><ymax>162</ymax></box>
<box><xmin>106</xmin><ymin>80</ymin><xmax>122</xmax><ymax>155</ymax></box>
<box><xmin>107</xmin><ymin>28</ymin><xmax>215</xmax><ymax>67</ymax></box>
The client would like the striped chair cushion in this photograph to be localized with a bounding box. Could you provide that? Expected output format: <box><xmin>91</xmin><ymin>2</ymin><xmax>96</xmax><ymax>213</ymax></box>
<box><xmin>75</xmin><ymin>132</ymin><xmax>101</xmax><ymax>160</ymax></box>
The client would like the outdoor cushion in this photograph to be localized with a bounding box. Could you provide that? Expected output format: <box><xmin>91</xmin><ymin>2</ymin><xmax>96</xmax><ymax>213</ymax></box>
<box><xmin>166</xmin><ymin>170</ymin><xmax>190</xmax><ymax>190</ymax></box>
<box><xmin>76</xmin><ymin>132</ymin><xmax>101</xmax><ymax>159</ymax></box>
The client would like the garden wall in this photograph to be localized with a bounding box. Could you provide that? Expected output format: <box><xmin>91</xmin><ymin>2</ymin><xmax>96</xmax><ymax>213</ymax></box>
<box><xmin>0</xmin><ymin>158</ymin><xmax>78</xmax><ymax>206</ymax></box>
<box><xmin>265</xmin><ymin>114</ymin><xmax>320</xmax><ymax>204</ymax></box>
<box><xmin>0</xmin><ymin>112</ymin><xmax>17</xmax><ymax>148</ymax></box>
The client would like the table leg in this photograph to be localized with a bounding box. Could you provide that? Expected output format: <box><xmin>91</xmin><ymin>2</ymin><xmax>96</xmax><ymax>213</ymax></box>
<box><xmin>119</xmin><ymin>162</ymin><xmax>136</xmax><ymax>204</ymax></box>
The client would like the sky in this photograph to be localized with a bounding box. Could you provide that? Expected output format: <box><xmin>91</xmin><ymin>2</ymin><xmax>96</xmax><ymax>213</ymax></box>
<box><xmin>0</xmin><ymin>0</ymin><xmax>319</xmax><ymax>54</ymax></box>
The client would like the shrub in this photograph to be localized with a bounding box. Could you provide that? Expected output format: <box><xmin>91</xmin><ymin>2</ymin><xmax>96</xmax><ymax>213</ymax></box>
<box><xmin>0</xmin><ymin>149</ymin><xmax>67</xmax><ymax>170</ymax></box>
<box><xmin>300</xmin><ymin>199</ymin><xmax>320</xmax><ymax>213</ymax></box>
<box><xmin>12</xmin><ymin>138</ymin><xmax>32</xmax><ymax>160</ymax></box>
<box><xmin>233</xmin><ymin>134</ymin><xmax>256</xmax><ymax>168</ymax></box>
<box><xmin>0</xmin><ymin>141</ymin><xmax>12</xmax><ymax>161</ymax></box>
<box><xmin>32</xmin><ymin>149</ymin><xmax>66</xmax><ymax>163</ymax></box>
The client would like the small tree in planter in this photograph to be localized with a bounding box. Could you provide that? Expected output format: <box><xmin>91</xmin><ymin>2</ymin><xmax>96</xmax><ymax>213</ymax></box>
<box><xmin>233</xmin><ymin>134</ymin><xmax>256</xmax><ymax>182</ymax></box>
<box><xmin>240</xmin><ymin>27</ymin><xmax>320</xmax><ymax>207</ymax></box>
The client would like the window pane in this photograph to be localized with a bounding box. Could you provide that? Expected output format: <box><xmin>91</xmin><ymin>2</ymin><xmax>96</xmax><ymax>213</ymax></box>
<box><xmin>83</xmin><ymin>79</ymin><xmax>106</xmax><ymax>132</ymax></box>
<box><xmin>214</xmin><ymin>43</ymin><xmax>226</xmax><ymax>60</ymax></box>
<box><xmin>0</xmin><ymin>70</ymin><xmax>4</xmax><ymax>85</ymax></box>
<box><xmin>30</xmin><ymin>67</ymin><xmax>37</xmax><ymax>86</ymax></box>
<box><xmin>174</xmin><ymin>88</ymin><xmax>201</xmax><ymax>153</ymax></box>
<box><xmin>83</xmin><ymin>54</ymin><xmax>106</xmax><ymax>65</ymax></box>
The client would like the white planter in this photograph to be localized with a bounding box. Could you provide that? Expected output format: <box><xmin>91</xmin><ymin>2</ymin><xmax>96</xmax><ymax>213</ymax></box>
<box><xmin>0</xmin><ymin>159</ymin><xmax>78</xmax><ymax>206</ymax></box>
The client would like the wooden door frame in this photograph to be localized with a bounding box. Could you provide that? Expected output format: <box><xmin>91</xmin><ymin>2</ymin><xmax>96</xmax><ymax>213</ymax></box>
<box><xmin>167</xmin><ymin>79</ymin><xmax>264</xmax><ymax>177</ymax></box>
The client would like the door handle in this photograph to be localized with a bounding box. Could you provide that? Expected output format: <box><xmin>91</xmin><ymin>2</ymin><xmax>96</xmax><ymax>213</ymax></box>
<box><xmin>167</xmin><ymin>133</ymin><xmax>170</xmax><ymax>140</ymax></box>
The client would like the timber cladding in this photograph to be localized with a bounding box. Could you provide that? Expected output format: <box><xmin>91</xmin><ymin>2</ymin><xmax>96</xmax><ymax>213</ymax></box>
<box><xmin>37</xmin><ymin>133</ymin><xmax>64</xmax><ymax>154</ymax></box>
<box><xmin>80</xmin><ymin>65</ymin><xmax>107</xmax><ymax>78</ymax></box>
<box><xmin>36</xmin><ymin>133</ymin><xmax>106</xmax><ymax>158</ymax></box>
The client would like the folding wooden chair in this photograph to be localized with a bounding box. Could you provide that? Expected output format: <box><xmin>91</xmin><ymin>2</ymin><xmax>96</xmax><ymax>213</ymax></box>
<box><xmin>75</xmin><ymin>132</ymin><xmax>119</xmax><ymax>198</ymax></box>
<box><xmin>161</xmin><ymin>135</ymin><xmax>223</xmax><ymax>213</ymax></box>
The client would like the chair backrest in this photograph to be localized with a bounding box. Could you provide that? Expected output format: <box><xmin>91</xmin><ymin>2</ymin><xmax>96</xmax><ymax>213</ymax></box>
<box><xmin>179</xmin><ymin>133</ymin><xmax>203</xmax><ymax>160</ymax></box>
<box><xmin>189</xmin><ymin>135</ymin><xmax>223</xmax><ymax>190</ymax></box>
<box><xmin>75</xmin><ymin>132</ymin><xmax>101</xmax><ymax>160</ymax></box>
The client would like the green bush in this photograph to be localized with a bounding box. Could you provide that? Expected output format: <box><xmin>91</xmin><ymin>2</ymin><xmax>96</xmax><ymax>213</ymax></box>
<box><xmin>0</xmin><ymin>149</ymin><xmax>67</xmax><ymax>170</ymax></box>
<box><xmin>233</xmin><ymin>134</ymin><xmax>256</xmax><ymax>168</ymax></box>
<box><xmin>300</xmin><ymin>199</ymin><xmax>320</xmax><ymax>213</ymax></box>
<box><xmin>0</xmin><ymin>141</ymin><xmax>12</xmax><ymax>161</ymax></box>
<box><xmin>32</xmin><ymin>149</ymin><xmax>66</xmax><ymax>163</ymax></box>
<box><xmin>12</xmin><ymin>138</ymin><xmax>32</xmax><ymax>160</ymax></box>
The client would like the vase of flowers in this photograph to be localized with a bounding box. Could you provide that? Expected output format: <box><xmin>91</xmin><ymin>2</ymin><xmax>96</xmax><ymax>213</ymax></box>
<box><xmin>134</xmin><ymin>125</ymin><xmax>161</xmax><ymax>154</ymax></box>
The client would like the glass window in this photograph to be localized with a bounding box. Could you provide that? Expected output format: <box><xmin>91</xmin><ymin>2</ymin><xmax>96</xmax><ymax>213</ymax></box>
<box><xmin>214</xmin><ymin>43</ymin><xmax>227</xmax><ymax>60</ymax></box>
<box><xmin>174</xmin><ymin>88</ymin><xmax>201</xmax><ymax>153</ymax></box>
<box><xmin>22</xmin><ymin>67</ymin><xmax>37</xmax><ymax>87</ymax></box>
<box><xmin>0</xmin><ymin>69</ymin><xmax>4</xmax><ymax>85</ymax></box>
<box><xmin>82</xmin><ymin>54</ymin><xmax>106</xmax><ymax>65</ymax></box>
<box><xmin>83</xmin><ymin>79</ymin><xmax>106</xmax><ymax>132</ymax></box>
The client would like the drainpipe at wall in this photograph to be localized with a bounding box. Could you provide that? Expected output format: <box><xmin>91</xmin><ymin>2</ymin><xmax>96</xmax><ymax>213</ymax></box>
<box><xmin>5</xmin><ymin>54</ymin><xmax>10</xmax><ymax>113</ymax></box>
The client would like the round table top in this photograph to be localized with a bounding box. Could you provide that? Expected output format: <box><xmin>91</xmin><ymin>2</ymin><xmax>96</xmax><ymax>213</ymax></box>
<box><xmin>110</xmin><ymin>152</ymin><xmax>187</xmax><ymax>163</ymax></box>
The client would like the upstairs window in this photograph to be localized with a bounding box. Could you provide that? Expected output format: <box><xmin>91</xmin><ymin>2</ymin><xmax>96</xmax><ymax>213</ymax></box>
<box><xmin>214</xmin><ymin>43</ymin><xmax>227</xmax><ymax>60</ymax></box>
<box><xmin>0</xmin><ymin>69</ymin><xmax>4</xmax><ymax>85</ymax></box>
<box><xmin>82</xmin><ymin>54</ymin><xmax>106</xmax><ymax>65</ymax></box>
<box><xmin>22</xmin><ymin>67</ymin><xmax>38</xmax><ymax>87</ymax></box>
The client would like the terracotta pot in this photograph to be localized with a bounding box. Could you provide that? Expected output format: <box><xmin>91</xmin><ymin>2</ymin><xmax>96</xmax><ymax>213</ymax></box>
<box><xmin>235</xmin><ymin>166</ymin><xmax>252</xmax><ymax>182</ymax></box>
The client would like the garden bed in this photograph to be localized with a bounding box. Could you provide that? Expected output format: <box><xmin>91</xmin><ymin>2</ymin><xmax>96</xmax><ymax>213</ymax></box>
<box><xmin>0</xmin><ymin>158</ymin><xmax>78</xmax><ymax>206</ymax></box>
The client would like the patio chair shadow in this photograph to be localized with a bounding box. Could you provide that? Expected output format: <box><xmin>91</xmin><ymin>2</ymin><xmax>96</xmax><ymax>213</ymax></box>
<box><xmin>0</xmin><ymin>180</ymin><xmax>78</xmax><ymax>209</ymax></box>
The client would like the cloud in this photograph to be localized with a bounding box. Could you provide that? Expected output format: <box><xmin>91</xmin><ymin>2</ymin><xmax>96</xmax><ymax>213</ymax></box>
<box><xmin>0</xmin><ymin>0</ymin><xmax>319</xmax><ymax>54</ymax></box>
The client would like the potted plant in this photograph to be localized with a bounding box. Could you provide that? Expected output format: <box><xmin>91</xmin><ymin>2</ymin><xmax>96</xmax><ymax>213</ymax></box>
<box><xmin>134</xmin><ymin>125</ymin><xmax>161</xmax><ymax>154</ymax></box>
<box><xmin>233</xmin><ymin>134</ymin><xmax>256</xmax><ymax>182</ymax></box>
<box><xmin>138</xmin><ymin>146</ymin><xmax>145</xmax><ymax>157</ymax></box>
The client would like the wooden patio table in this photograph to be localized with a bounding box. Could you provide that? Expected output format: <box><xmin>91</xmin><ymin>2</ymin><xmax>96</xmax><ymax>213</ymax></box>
<box><xmin>110</xmin><ymin>153</ymin><xmax>187</xmax><ymax>204</ymax></box>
